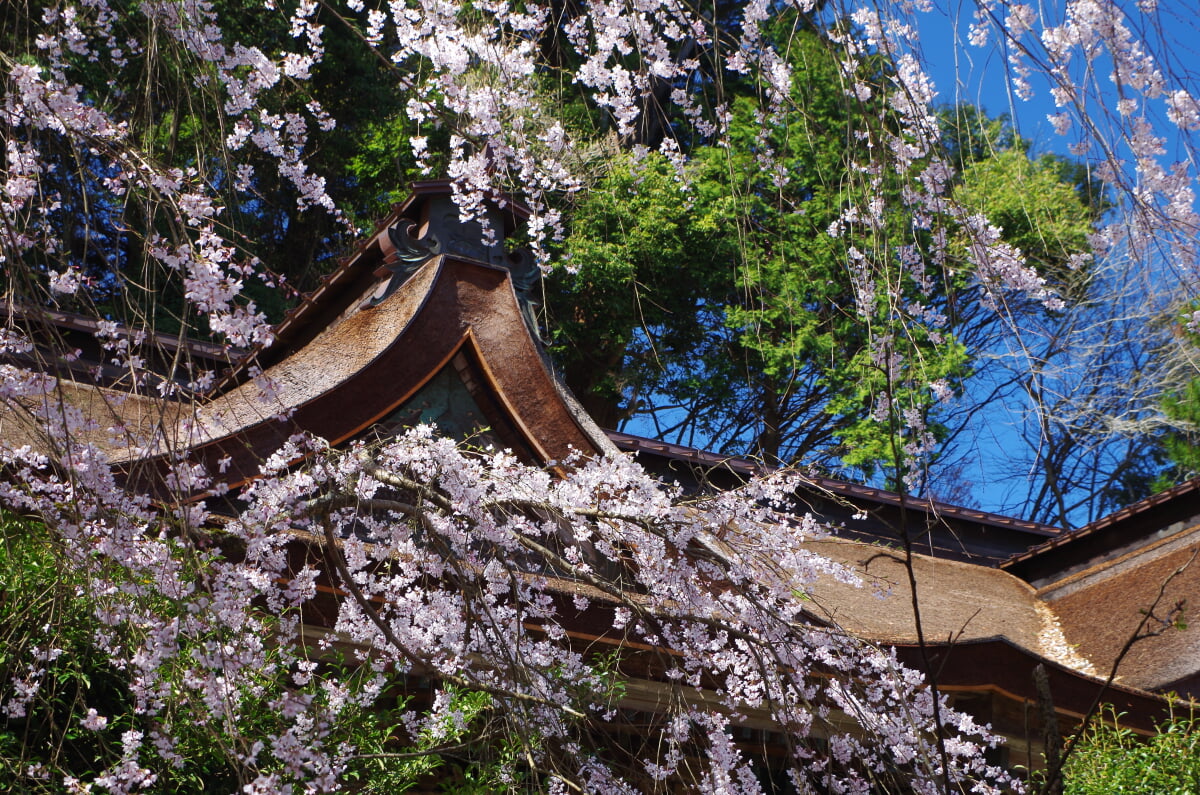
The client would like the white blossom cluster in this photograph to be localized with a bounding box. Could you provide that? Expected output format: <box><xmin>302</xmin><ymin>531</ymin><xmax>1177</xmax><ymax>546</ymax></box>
<box><xmin>1</xmin><ymin>411</ymin><xmax>1017</xmax><ymax>791</ymax></box>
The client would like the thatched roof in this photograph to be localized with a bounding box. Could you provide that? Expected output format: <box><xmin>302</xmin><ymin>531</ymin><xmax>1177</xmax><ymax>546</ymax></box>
<box><xmin>1040</xmin><ymin>528</ymin><xmax>1200</xmax><ymax>692</ymax></box>
<box><xmin>804</xmin><ymin>538</ymin><xmax>1093</xmax><ymax>673</ymax></box>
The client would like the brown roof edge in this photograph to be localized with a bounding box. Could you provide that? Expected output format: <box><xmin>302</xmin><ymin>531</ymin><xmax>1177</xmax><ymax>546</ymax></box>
<box><xmin>209</xmin><ymin>205</ymin><xmax>404</xmax><ymax>393</ymax></box>
<box><xmin>1002</xmin><ymin>476</ymin><xmax>1200</xmax><ymax>577</ymax></box>
<box><xmin>605</xmin><ymin>429</ymin><xmax>1062</xmax><ymax>538</ymax></box>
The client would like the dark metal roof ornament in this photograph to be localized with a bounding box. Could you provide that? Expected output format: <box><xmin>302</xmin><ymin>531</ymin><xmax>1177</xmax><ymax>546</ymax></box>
<box><xmin>389</xmin><ymin>220</ymin><xmax>442</xmax><ymax>266</ymax></box>
<box><xmin>366</xmin><ymin>221</ymin><xmax>442</xmax><ymax>308</ymax></box>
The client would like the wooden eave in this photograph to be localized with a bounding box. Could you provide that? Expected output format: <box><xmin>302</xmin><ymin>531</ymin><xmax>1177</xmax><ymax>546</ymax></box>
<box><xmin>892</xmin><ymin>638</ymin><xmax>1171</xmax><ymax>735</ymax></box>
<box><xmin>2</xmin><ymin>302</ymin><xmax>243</xmax><ymax>396</ymax></box>
<box><xmin>121</xmin><ymin>254</ymin><xmax>608</xmax><ymax>497</ymax></box>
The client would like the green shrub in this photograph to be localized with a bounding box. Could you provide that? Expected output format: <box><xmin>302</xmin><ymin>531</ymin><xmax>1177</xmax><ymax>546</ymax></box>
<box><xmin>1058</xmin><ymin>706</ymin><xmax>1200</xmax><ymax>795</ymax></box>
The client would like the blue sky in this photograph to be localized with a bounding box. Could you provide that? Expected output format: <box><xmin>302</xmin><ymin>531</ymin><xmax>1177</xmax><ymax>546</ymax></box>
<box><xmin>911</xmin><ymin>1</ymin><xmax>1200</xmax><ymax>522</ymax></box>
<box><xmin>914</xmin><ymin>0</ymin><xmax>1200</xmax><ymax>159</ymax></box>
<box><xmin>916</xmin><ymin>4</ymin><xmax>1063</xmax><ymax>147</ymax></box>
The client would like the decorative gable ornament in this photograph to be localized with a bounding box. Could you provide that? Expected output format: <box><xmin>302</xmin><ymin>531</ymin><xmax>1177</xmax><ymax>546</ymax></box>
<box><xmin>372</xmin><ymin>183</ymin><xmax>543</xmax><ymax>335</ymax></box>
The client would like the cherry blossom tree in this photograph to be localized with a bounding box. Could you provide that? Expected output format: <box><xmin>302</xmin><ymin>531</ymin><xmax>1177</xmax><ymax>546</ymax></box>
<box><xmin>3</xmin><ymin>0</ymin><xmax>1200</xmax><ymax>791</ymax></box>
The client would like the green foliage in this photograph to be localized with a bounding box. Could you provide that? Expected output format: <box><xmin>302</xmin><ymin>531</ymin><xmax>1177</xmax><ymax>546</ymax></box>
<box><xmin>939</xmin><ymin>105</ymin><xmax>1021</xmax><ymax>170</ymax></box>
<box><xmin>343</xmin><ymin>687</ymin><xmax>495</xmax><ymax>794</ymax></box>
<box><xmin>547</xmin><ymin>21</ymin><xmax>1099</xmax><ymax>489</ymax></box>
<box><xmin>0</xmin><ymin>514</ymin><xmax>512</xmax><ymax>793</ymax></box>
<box><xmin>0</xmin><ymin>515</ymin><xmax>256</xmax><ymax>792</ymax></box>
<box><xmin>0</xmin><ymin>517</ymin><xmax>117</xmax><ymax>790</ymax></box>
<box><xmin>1155</xmin><ymin>371</ymin><xmax>1200</xmax><ymax>491</ymax></box>
<box><xmin>551</xmin><ymin>26</ymin><xmax>988</xmax><ymax>485</ymax></box>
<box><xmin>700</xmin><ymin>35</ymin><xmax>974</xmax><ymax>476</ymax></box>
<box><xmin>1164</xmin><ymin>381</ymin><xmax>1200</xmax><ymax>475</ymax></box>
<box><xmin>547</xmin><ymin>152</ymin><xmax>737</xmax><ymax>429</ymax></box>
<box><xmin>1151</xmin><ymin>301</ymin><xmax>1200</xmax><ymax>492</ymax></box>
<box><xmin>1056</xmin><ymin>706</ymin><xmax>1200</xmax><ymax>795</ymax></box>
<box><xmin>954</xmin><ymin>149</ymin><xmax>1097</xmax><ymax>300</ymax></box>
